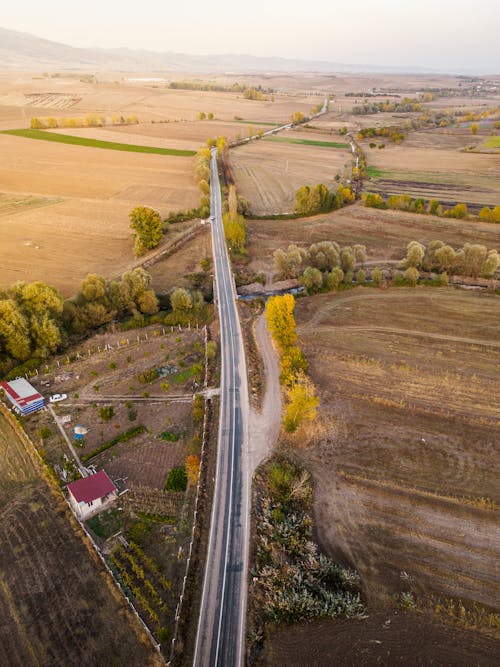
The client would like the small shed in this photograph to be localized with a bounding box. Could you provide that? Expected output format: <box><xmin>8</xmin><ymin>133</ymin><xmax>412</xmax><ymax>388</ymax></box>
<box><xmin>0</xmin><ymin>378</ymin><xmax>44</xmax><ymax>415</ymax></box>
<box><xmin>67</xmin><ymin>470</ymin><xmax>117</xmax><ymax>519</ymax></box>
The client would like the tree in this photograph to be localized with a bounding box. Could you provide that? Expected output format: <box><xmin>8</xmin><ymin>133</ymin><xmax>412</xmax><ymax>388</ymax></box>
<box><xmin>300</xmin><ymin>267</ymin><xmax>323</xmax><ymax>292</ymax></box>
<box><xmin>280</xmin><ymin>346</ymin><xmax>308</xmax><ymax>386</ymax></box>
<box><xmin>283</xmin><ymin>374</ymin><xmax>319</xmax><ymax>433</ymax></box>
<box><xmin>30</xmin><ymin>117</ymin><xmax>45</xmax><ymax>129</ymax></box>
<box><xmin>129</xmin><ymin>206</ymin><xmax>163</xmax><ymax>256</ymax></box>
<box><xmin>404</xmin><ymin>266</ymin><xmax>419</xmax><ymax>286</ymax></box>
<box><xmin>353</xmin><ymin>244</ymin><xmax>367</xmax><ymax>265</ymax></box>
<box><xmin>307</xmin><ymin>241</ymin><xmax>340</xmax><ymax>272</ymax></box>
<box><xmin>340</xmin><ymin>247</ymin><xmax>355</xmax><ymax>273</ymax></box>
<box><xmin>207</xmin><ymin>112</ymin><xmax>214</xmax><ymax>120</ymax></box>
<box><xmin>266</xmin><ymin>294</ymin><xmax>297</xmax><ymax>352</ymax></box>
<box><xmin>455</xmin><ymin>243</ymin><xmax>488</xmax><ymax>278</ymax></box>
<box><xmin>325</xmin><ymin>267</ymin><xmax>344</xmax><ymax>290</ymax></box>
<box><xmin>198</xmin><ymin>179</ymin><xmax>210</xmax><ymax>195</ymax></box>
<box><xmin>405</xmin><ymin>241</ymin><xmax>425</xmax><ymax>268</ymax></box>
<box><xmin>196</xmin><ymin>111</ymin><xmax>206</xmax><ymax>120</ymax></box>
<box><xmin>371</xmin><ymin>267</ymin><xmax>383</xmax><ymax>286</ymax></box>
<box><xmin>223</xmin><ymin>212</ymin><xmax>246</xmax><ymax>253</ymax></box>
<box><xmin>434</xmin><ymin>245</ymin><xmax>457</xmax><ymax>273</ymax></box>
<box><xmin>356</xmin><ymin>269</ymin><xmax>366</xmax><ymax>285</ymax></box>
<box><xmin>482</xmin><ymin>250</ymin><xmax>500</xmax><ymax>278</ymax></box>
<box><xmin>185</xmin><ymin>455</ymin><xmax>200</xmax><ymax>484</ymax></box>
<box><xmin>170</xmin><ymin>288</ymin><xmax>193</xmax><ymax>312</ymax></box>
<box><xmin>274</xmin><ymin>245</ymin><xmax>306</xmax><ymax>279</ymax></box>
<box><xmin>291</xmin><ymin>111</ymin><xmax>305</xmax><ymax>125</ymax></box>
<box><xmin>0</xmin><ymin>299</ymin><xmax>31</xmax><ymax>361</ymax></box>
<box><xmin>470</xmin><ymin>123</ymin><xmax>478</xmax><ymax>135</ymax></box>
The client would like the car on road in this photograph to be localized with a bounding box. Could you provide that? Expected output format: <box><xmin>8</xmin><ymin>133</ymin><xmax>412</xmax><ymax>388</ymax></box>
<box><xmin>209</xmin><ymin>215</ymin><xmax>215</xmax><ymax>221</ymax></box>
<box><xmin>49</xmin><ymin>393</ymin><xmax>67</xmax><ymax>403</ymax></box>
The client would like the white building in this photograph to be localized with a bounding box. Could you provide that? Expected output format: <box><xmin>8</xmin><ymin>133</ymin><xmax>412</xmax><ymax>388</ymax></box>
<box><xmin>67</xmin><ymin>470</ymin><xmax>117</xmax><ymax>519</ymax></box>
<box><xmin>0</xmin><ymin>378</ymin><xmax>44</xmax><ymax>415</ymax></box>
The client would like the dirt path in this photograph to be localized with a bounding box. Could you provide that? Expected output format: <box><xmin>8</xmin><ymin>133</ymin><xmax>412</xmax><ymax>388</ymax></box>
<box><xmin>248</xmin><ymin>313</ymin><xmax>282</xmax><ymax>471</ymax></box>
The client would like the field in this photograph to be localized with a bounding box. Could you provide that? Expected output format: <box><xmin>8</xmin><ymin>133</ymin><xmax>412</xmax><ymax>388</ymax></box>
<box><xmin>230</xmin><ymin>128</ymin><xmax>351</xmax><ymax>215</ymax></box>
<box><xmin>258</xmin><ymin>287</ymin><xmax>500</xmax><ymax>663</ymax></box>
<box><xmin>293</xmin><ymin>288</ymin><xmax>499</xmax><ymax>602</ymax></box>
<box><xmin>360</xmin><ymin>127</ymin><xmax>500</xmax><ymax>211</ymax></box>
<box><xmin>244</xmin><ymin>202</ymin><xmax>500</xmax><ymax>280</ymax></box>
<box><xmin>1</xmin><ymin>128</ymin><xmax>197</xmax><ymax>156</ymax></box>
<box><xmin>0</xmin><ymin>409</ymin><xmax>161</xmax><ymax>666</ymax></box>
<box><xmin>0</xmin><ymin>127</ymin><xmax>200</xmax><ymax>294</ymax></box>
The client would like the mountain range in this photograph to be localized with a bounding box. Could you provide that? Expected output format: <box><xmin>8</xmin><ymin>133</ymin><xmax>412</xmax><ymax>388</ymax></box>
<box><xmin>0</xmin><ymin>26</ymin><xmax>446</xmax><ymax>74</ymax></box>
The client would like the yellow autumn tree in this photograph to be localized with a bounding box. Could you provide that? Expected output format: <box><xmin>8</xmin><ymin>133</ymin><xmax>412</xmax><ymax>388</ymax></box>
<box><xmin>185</xmin><ymin>454</ymin><xmax>200</xmax><ymax>485</ymax></box>
<box><xmin>265</xmin><ymin>294</ymin><xmax>297</xmax><ymax>352</ymax></box>
<box><xmin>283</xmin><ymin>373</ymin><xmax>319</xmax><ymax>432</ymax></box>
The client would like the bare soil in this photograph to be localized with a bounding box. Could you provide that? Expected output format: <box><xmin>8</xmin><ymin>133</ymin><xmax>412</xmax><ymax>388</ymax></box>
<box><xmin>260</xmin><ymin>610</ymin><xmax>500</xmax><ymax>666</ymax></box>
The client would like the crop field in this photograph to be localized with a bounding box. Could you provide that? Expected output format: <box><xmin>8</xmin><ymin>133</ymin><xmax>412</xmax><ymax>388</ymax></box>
<box><xmin>0</xmin><ymin>131</ymin><xmax>199</xmax><ymax>294</ymax></box>
<box><xmin>361</xmin><ymin>128</ymin><xmax>500</xmax><ymax>211</ymax></box>
<box><xmin>230</xmin><ymin>129</ymin><xmax>351</xmax><ymax>215</ymax></box>
<box><xmin>1</xmin><ymin>128</ymin><xmax>196</xmax><ymax>156</ymax></box>
<box><xmin>0</xmin><ymin>409</ymin><xmax>161</xmax><ymax>666</ymax></box>
<box><xmin>244</xmin><ymin>202</ymin><xmax>500</xmax><ymax>279</ymax></box>
<box><xmin>290</xmin><ymin>289</ymin><xmax>499</xmax><ymax>613</ymax></box>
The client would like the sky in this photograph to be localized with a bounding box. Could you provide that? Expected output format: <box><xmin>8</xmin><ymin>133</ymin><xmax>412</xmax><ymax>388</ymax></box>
<box><xmin>2</xmin><ymin>0</ymin><xmax>500</xmax><ymax>72</ymax></box>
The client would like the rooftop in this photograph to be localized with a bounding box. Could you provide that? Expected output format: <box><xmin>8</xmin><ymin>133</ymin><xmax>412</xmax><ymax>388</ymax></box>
<box><xmin>67</xmin><ymin>470</ymin><xmax>117</xmax><ymax>504</ymax></box>
<box><xmin>0</xmin><ymin>378</ymin><xmax>43</xmax><ymax>407</ymax></box>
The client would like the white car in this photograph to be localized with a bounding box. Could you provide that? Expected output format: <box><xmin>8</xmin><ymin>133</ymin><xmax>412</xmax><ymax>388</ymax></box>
<box><xmin>210</xmin><ymin>215</ymin><xmax>215</xmax><ymax>221</ymax></box>
<box><xmin>49</xmin><ymin>393</ymin><xmax>67</xmax><ymax>403</ymax></box>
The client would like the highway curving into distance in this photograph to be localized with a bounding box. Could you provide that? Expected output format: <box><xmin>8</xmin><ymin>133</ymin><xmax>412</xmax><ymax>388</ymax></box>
<box><xmin>193</xmin><ymin>148</ymin><xmax>250</xmax><ymax>667</ymax></box>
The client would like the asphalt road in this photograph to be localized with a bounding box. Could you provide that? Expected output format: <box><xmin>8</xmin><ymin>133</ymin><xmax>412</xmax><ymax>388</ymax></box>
<box><xmin>193</xmin><ymin>149</ymin><xmax>250</xmax><ymax>667</ymax></box>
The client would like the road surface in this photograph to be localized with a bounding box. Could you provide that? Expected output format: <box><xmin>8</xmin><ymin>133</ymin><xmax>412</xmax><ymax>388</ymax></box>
<box><xmin>193</xmin><ymin>149</ymin><xmax>250</xmax><ymax>667</ymax></box>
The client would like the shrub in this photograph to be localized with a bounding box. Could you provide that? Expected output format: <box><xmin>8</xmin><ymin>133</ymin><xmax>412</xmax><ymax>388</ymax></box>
<box><xmin>99</xmin><ymin>405</ymin><xmax>115</xmax><ymax>421</ymax></box>
<box><xmin>164</xmin><ymin>466</ymin><xmax>187</xmax><ymax>492</ymax></box>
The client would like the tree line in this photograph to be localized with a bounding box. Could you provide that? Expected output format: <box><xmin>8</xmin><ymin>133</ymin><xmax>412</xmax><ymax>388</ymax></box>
<box><xmin>265</xmin><ymin>294</ymin><xmax>319</xmax><ymax>433</ymax></box>
<box><xmin>362</xmin><ymin>192</ymin><xmax>500</xmax><ymax>223</ymax></box>
<box><xmin>403</xmin><ymin>240</ymin><xmax>499</xmax><ymax>279</ymax></box>
<box><xmin>274</xmin><ymin>241</ymin><xmax>367</xmax><ymax>293</ymax></box>
<box><xmin>30</xmin><ymin>115</ymin><xmax>139</xmax><ymax>130</ymax></box>
<box><xmin>294</xmin><ymin>183</ymin><xmax>355</xmax><ymax>216</ymax></box>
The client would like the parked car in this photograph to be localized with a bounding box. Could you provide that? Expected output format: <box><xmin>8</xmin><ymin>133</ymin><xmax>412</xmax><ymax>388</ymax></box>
<box><xmin>49</xmin><ymin>393</ymin><xmax>67</xmax><ymax>403</ymax></box>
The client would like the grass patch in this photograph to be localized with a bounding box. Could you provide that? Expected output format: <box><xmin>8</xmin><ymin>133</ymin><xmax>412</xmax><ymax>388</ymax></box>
<box><xmin>480</xmin><ymin>135</ymin><xmax>500</xmax><ymax>149</ymax></box>
<box><xmin>159</xmin><ymin>430</ymin><xmax>184</xmax><ymax>442</ymax></box>
<box><xmin>82</xmin><ymin>425</ymin><xmax>146</xmax><ymax>462</ymax></box>
<box><xmin>367</xmin><ymin>166</ymin><xmax>385</xmax><ymax>178</ymax></box>
<box><xmin>1</xmin><ymin>129</ymin><xmax>196</xmax><ymax>156</ymax></box>
<box><xmin>136</xmin><ymin>511</ymin><xmax>176</xmax><ymax>524</ymax></box>
<box><xmin>231</xmin><ymin>119</ymin><xmax>280</xmax><ymax>126</ymax></box>
<box><xmin>87</xmin><ymin>508</ymin><xmax>124</xmax><ymax>539</ymax></box>
<box><xmin>264</xmin><ymin>136</ymin><xmax>349</xmax><ymax>149</ymax></box>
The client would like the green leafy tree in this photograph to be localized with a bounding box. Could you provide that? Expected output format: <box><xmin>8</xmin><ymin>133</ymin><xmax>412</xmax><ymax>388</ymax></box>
<box><xmin>371</xmin><ymin>267</ymin><xmax>383</xmax><ymax>286</ymax></box>
<box><xmin>300</xmin><ymin>267</ymin><xmax>323</xmax><ymax>292</ymax></box>
<box><xmin>170</xmin><ymin>288</ymin><xmax>193</xmax><ymax>312</ymax></box>
<box><xmin>404</xmin><ymin>266</ymin><xmax>419</xmax><ymax>286</ymax></box>
<box><xmin>325</xmin><ymin>267</ymin><xmax>344</xmax><ymax>290</ymax></box>
<box><xmin>405</xmin><ymin>241</ymin><xmax>425</xmax><ymax>268</ymax></box>
<box><xmin>129</xmin><ymin>206</ymin><xmax>163</xmax><ymax>256</ymax></box>
<box><xmin>307</xmin><ymin>241</ymin><xmax>340</xmax><ymax>271</ymax></box>
<box><xmin>274</xmin><ymin>245</ymin><xmax>306</xmax><ymax>279</ymax></box>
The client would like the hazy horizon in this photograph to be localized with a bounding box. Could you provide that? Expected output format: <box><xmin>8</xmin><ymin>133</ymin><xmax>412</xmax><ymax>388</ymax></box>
<box><xmin>2</xmin><ymin>0</ymin><xmax>499</xmax><ymax>73</ymax></box>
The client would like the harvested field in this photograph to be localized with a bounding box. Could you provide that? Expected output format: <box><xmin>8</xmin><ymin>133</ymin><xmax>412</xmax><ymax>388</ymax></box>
<box><xmin>0</xmin><ymin>132</ymin><xmax>199</xmax><ymax>294</ymax></box>
<box><xmin>244</xmin><ymin>203</ymin><xmax>500</xmax><ymax>278</ymax></box>
<box><xmin>260</xmin><ymin>610</ymin><xmax>500</xmax><ymax>666</ymax></box>
<box><xmin>230</xmin><ymin>130</ymin><xmax>351</xmax><ymax>215</ymax></box>
<box><xmin>0</xmin><ymin>409</ymin><xmax>160</xmax><ymax>666</ymax></box>
<box><xmin>362</xmin><ymin>128</ymin><xmax>500</xmax><ymax>209</ymax></box>
<box><xmin>289</xmin><ymin>289</ymin><xmax>499</xmax><ymax>615</ymax></box>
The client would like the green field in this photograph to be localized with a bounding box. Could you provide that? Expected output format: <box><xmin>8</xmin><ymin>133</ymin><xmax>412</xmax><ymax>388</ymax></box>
<box><xmin>264</xmin><ymin>136</ymin><xmax>349</xmax><ymax>149</ymax></box>
<box><xmin>367</xmin><ymin>166</ymin><xmax>385</xmax><ymax>178</ymax></box>
<box><xmin>481</xmin><ymin>135</ymin><xmax>500</xmax><ymax>148</ymax></box>
<box><xmin>231</xmin><ymin>119</ymin><xmax>280</xmax><ymax>126</ymax></box>
<box><xmin>1</xmin><ymin>129</ymin><xmax>196</xmax><ymax>156</ymax></box>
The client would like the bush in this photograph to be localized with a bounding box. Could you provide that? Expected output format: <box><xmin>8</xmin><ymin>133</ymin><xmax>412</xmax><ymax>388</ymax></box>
<box><xmin>164</xmin><ymin>466</ymin><xmax>187</xmax><ymax>492</ymax></box>
<box><xmin>99</xmin><ymin>405</ymin><xmax>115</xmax><ymax>421</ymax></box>
<box><xmin>82</xmin><ymin>425</ymin><xmax>146</xmax><ymax>462</ymax></box>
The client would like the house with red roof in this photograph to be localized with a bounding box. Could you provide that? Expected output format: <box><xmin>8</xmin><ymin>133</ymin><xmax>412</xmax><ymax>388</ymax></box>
<box><xmin>67</xmin><ymin>470</ymin><xmax>117</xmax><ymax>519</ymax></box>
